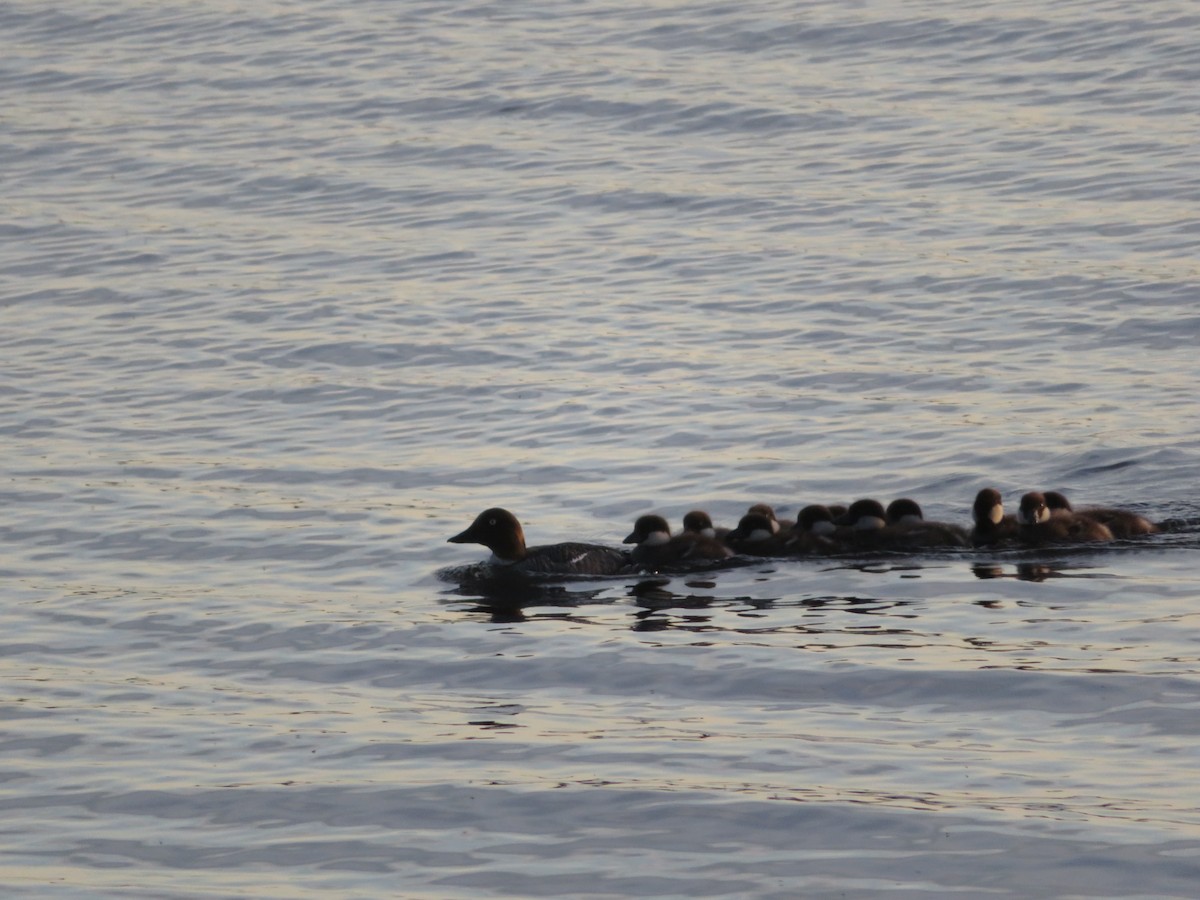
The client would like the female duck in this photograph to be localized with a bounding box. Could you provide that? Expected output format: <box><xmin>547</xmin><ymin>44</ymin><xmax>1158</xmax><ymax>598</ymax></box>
<box><xmin>449</xmin><ymin>508</ymin><xmax>634</xmax><ymax>575</ymax></box>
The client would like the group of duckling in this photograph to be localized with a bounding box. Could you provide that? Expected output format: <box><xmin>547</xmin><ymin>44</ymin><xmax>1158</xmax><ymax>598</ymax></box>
<box><xmin>447</xmin><ymin>489</ymin><xmax>1161</xmax><ymax>576</ymax></box>
<box><xmin>629</xmin><ymin>488</ymin><xmax>1158</xmax><ymax>568</ymax></box>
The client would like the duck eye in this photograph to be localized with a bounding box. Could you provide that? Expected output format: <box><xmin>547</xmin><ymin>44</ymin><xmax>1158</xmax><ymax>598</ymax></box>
<box><xmin>488</xmin><ymin>517</ymin><xmax>496</xmax><ymax>526</ymax></box>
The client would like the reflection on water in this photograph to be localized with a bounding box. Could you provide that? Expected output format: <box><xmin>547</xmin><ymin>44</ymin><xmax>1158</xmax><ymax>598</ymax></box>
<box><xmin>440</xmin><ymin>546</ymin><xmax>1180</xmax><ymax>620</ymax></box>
<box><xmin>971</xmin><ymin>561</ymin><xmax>1119</xmax><ymax>582</ymax></box>
<box><xmin>437</xmin><ymin>553</ymin><xmax>1160</xmax><ymax>648</ymax></box>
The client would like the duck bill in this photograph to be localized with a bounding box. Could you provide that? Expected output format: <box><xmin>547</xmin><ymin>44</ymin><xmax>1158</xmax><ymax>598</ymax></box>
<box><xmin>447</xmin><ymin>526</ymin><xmax>476</xmax><ymax>544</ymax></box>
<box><xmin>1016</xmin><ymin>509</ymin><xmax>1039</xmax><ymax>526</ymax></box>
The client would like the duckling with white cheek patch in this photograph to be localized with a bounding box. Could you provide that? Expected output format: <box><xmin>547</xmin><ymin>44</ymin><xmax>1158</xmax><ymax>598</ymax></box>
<box><xmin>745</xmin><ymin>503</ymin><xmax>794</xmax><ymax>534</ymax></box>
<box><xmin>726</xmin><ymin>511</ymin><xmax>790</xmax><ymax>556</ymax></box>
<box><xmin>970</xmin><ymin>488</ymin><xmax>1019</xmax><ymax>547</ymax></box>
<box><xmin>623</xmin><ymin>513</ymin><xmax>732</xmax><ymax>569</ymax></box>
<box><xmin>681</xmin><ymin>509</ymin><xmax>730</xmax><ymax>541</ymax></box>
<box><xmin>785</xmin><ymin>504</ymin><xmax>842</xmax><ymax>555</ymax></box>
<box><xmin>1016</xmin><ymin>492</ymin><xmax>1113</xmax><ymax>545</ymax></box>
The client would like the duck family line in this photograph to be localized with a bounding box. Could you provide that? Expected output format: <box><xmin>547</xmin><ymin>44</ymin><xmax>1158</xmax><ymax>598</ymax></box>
<box><xmin>447</xmin><ymin>489</ymin><xmax>1161</xmax><ymax>576</ymax></box>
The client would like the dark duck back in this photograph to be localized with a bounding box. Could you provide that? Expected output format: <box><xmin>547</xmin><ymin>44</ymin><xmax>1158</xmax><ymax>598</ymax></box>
<box><xmin>884</xmin><ymin>498</ymin><xmax>970</xmax><ymax>548</ymax></box>
<box><xmin>1044</xmin><ymin>490</ymin><xmax>1159</xmax><ymax>538</ymax></box>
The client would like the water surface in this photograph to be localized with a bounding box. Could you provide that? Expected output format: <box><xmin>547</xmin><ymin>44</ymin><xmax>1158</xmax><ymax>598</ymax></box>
<box><xmin>4</xmin><ymin>0</ymin><xmax>1200</xmax><ymax>896</ymax></box>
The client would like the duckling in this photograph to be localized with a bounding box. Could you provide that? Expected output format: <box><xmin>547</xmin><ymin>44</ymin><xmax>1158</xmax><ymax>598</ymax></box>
<box><xmin>837</xmin><ymin>498</ymin><xmax>889</xmax><ymax>531</ymax></box>
<box><xmin>1043</xmin><ymin>490</ymin><xmax>1159</xmax><ymax>538</ymax></box>
<box><xmin>726</xmin><ymin>510</ymin><xmax>790</xmax><ymax>556</ymax></box>
<box><xmin>970</xmin><ymin>488</ymin><xmax>1020</xmax><ymax>547</ymax></box>
<box><xmin>785</xmin><ymin>504</ymin><xmax>843</xmax><ymax>555</ymax></box>
<box><xmin>833</xmin><ymin>498</ymin><xmax>904</xmax><ymax>552</ymax></box>
<box><xmin>1016</xmin><ymin>492</ymin><xmax>1113</xmax><ymax>545</ymax></box>
<box><xmin>746</xmin><ymin>503</ymin><xmax>795</xmax><ymax>534</ymax></box>
<box><xmin>681</xmin><ymin>509</ymin><xmax>730</xmax><ymax>541</ymax></box>
<box><xmin>796</xmin><ymin>504</ymin><xmax>839</xmax><ymax>537</ymax></box>
<box><xmin>623</xmin><ymin>514</ymin><xmax>732</xmax><ymax>569</ymax></box>
<box><xmin>885</xmin><ymin>498</ymin><xmax>970</xmax><ymax>548</ymax></box>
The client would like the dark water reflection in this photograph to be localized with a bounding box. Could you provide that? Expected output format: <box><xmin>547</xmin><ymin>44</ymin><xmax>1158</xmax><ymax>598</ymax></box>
<box><xmin>436</xmin><ymin>554</ymin><xmax>1175</xmax><ymax>664</ymax></box>
<box><xmin>970</xmin><ymin>561</ymin><xmax>1120</xmax><ymax>582</ymax></box>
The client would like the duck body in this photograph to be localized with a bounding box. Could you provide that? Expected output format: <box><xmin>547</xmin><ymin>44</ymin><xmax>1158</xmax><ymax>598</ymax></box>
<box><xmin>1043</xmin><ymin>491</ymin><xmax>1159</xmax><ymax>538</ymax></box>
<box><xmin>624</xmin><ymin>514</ymin><xmax>733</xmax><ymax>570</ymax></box>
<box><xmin>884</xmin><ymin>498</ymin><xmax>970</xmax><ymax>549</ymax></box>
<box><xmin>970</xmin><ymin>488</ymin><xmax>1020</xmax><ymax>547</ymax></box>
<box><xmin>726</xmin><ymin>511</ymin><xmax>791</xmax><ymax>557</ymax></box>
<box><xmin>746</xmin><ymin>503</ymin><xmax>795</xmax><ymax>534</ymax></box>
<box><xmin>785</xmin><ymin>504</ymin><xmax>844</xmax><ymax>555</ymax></box>
<box><xmin>797</xmin><ymin>504</ymin><xmax>840</xmax><ymax>537</ymax></box>
<box><xmin>837</xmin><ymin>499</ymin><xmax>888</xmax><ymax>531</ymax></box>
<box><xmin>449</xmin><ymin>508</ymin><xmax>634</xmax><ymax>576</ymax></box>
<box><xmin>1016</xmin><ymin>492</ymin><xmax>1113</xmax><ymax>546</ymax></box>
<box><xmin>831</xmin><ymin>499</ymin><xmax>912</xmax><ymax>552</ymax></box>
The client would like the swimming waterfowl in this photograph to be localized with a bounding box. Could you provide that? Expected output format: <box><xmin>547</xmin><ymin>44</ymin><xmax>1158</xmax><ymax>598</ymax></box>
<box><xmin>786</xmin><ymin>504</ymin><xmax>843</xmax><ymax>554</ymax></box>
<box><xmin>796</xmin><ymin>504</ymin><xmax>839</xmax><ymax>537</ymax></box>
<box><xmin>448</xmin><ymin>508</ymin><xmax>634</xmax><ymax>575</ymax></box>
<box><xmin>970</xmin><ymin>488</ymin><xmax>1020</xmax><ymax>547</ymax></box>
<box><xmin>1043</xmin><ymin>490</ymin><xmax>1159</xmax><ymax>538</ymax></box>
<box><xmin>1016</xmin><ymin>492</ymin><xmax>1113</xmax><ymax>545</ymax></box>
<box><xmin>725</xmin><ymin>510</ymin><xmax>790</xmax><ymax>556</ymax></box>
<box><xmin>884</xmin><ymin>498</ymin><xmax>924</xmax><ymax>526</ymax></box>
<box><xmin>746</xmin><ymin>503</ymin><xmax>794</xmax><ymax>534</ymax></box>
<box><xmin>681</xmin><ymin>509</ymin><xmax>730</xmax><ymax>541</ymax></box>
<box><xmin>624</xmin><ymin>513</ymin><xmax>733</xmax><ymax>568</ymax></box>
<box><xmin>837</xmin><ymin>498</ymin><xmax>888</xmax><ymax>530</ymax></box>
<box><xmin>885</xmin><ymin>498</ymin><xmax>970</xmax><ymax>548</ymax></box>
<box><xmin>831</xmin><ymin>498</ymin><xmax>908</xmax><ymax>551</ymax></box>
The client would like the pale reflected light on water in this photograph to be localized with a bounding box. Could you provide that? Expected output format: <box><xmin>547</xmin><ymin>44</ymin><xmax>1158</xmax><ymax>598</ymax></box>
<box><xmin>5</xmin><ymin>0</ymin><xmax>1200</xmax><ymax>896</ymax></box>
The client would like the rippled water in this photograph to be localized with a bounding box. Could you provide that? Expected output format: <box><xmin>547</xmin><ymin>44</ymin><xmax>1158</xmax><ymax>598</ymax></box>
<box><xmin>4</xmin><ymin>0</ymin><xmax>1200</xmax><ymax>896</ymax></box>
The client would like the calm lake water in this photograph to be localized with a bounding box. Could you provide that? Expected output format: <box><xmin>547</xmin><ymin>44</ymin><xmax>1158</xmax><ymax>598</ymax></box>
<box><xmin>4</xmin><ymin>0</ymin><xmax>1200</xmax><ymax>896</ymax></box>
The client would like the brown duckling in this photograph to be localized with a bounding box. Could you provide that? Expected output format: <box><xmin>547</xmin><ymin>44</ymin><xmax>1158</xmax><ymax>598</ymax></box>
<box><xmin>624</xmin><ymin>514</ymin><xmax>732</xmax><ymax>568</ymax></box>
<box><xmin>785</xmin><ymin>504</ymin><xmax>843</xmax><ymax>555</ymax></box>
<box><xmin>1043</xmin><ymin>490</ymin><xmax>1159</xmax><ymax>538</ymax></box>
<box><xmin>681</xmin><ymin>509</ymin><xmax>731</xmax><ymax>541</ymax></box>
<box><xmin>726</xmin><ymin>510</ymin><xmax>791</xmax><ymax>556</ymax></box>
<box><xmin>746</xmin><ymin>503</ymin><xmax>794</xmax><ymax>534</ymax></box>
<box><xmin>970</xmin><ymin>488</ymin><xmax>1020</xmax><ymax>547</ymax></box>
<box><xmin>1016</xmin><ymin>492</ymin><xmax>1113</xmax><ymax>545</ymax></box>
<box><xmin>884</xmin><ymin>498</ymin><xmax>970</xmax><ymax>548</ymax></box>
